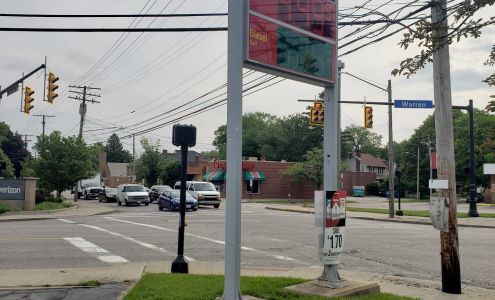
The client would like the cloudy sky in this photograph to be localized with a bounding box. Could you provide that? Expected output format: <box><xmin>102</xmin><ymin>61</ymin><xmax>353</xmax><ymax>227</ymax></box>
<box><xmin>0</xmin><ymin>0</ymin><xmax>493</xmax><ymax>157</ymax></box>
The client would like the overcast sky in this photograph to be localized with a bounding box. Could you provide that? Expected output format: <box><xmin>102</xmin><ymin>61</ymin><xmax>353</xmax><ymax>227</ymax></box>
<box><xmin>0</xmin><ymin>0</ymin><xmax>493</xmax><ymax>158</ymax></box>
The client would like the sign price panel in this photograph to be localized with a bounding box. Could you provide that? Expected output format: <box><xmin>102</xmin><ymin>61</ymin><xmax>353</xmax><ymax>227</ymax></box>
<box><xmin>323</xmin><ymin>190</ymin><xmax>346</xmax><ymax>264</ymax></box>
<box><xmin>246</xmin><ymin>0</ymin><xmax>337</xmax><ymax>86</ymax></box>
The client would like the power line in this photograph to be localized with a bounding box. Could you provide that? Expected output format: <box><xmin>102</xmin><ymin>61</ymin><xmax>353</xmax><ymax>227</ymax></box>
<box><xmin>0</xmin><ymin>27</ymin><xmax>228</xmax><ymax>32</ymax></box>
<box><xmin>0</xmin><ymin>13</ymin><xmax>227</xmax><ymax>18</ymax></box>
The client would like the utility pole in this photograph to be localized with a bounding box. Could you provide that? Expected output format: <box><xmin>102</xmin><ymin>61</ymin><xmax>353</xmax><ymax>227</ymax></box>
<box><xmin>467</xmin><ymin>99</ymin><xmax>479</xmax><ymax>217</ymax></box>
<box><xmin>387</xmin><ymin>80</ymin><xmax>395</xmax><ymax>218</ymax></box>
<box><xmin>431</xmin><ymin>0</ymin><xmax>461</xmax><ymax>293</ymax></box>
<box><xmin>132</xmin><ymin>133</ymin><xmax>136</xmax><ymax>183</ymax></box>
<box><xmin>33</xmin><ymin>114</ymin><xmax>55</xmax><ymax>136</ymax></box>
<box><xmin>69</xmin><ymin>85</ymin><xmax>101</xmax><ymax>202</ymax></box>
<box><xmin>416</xmin><ymin>147</ymin><xmax>420</xmax><ymax>200</ymax></box>
<box><xmin>22</xmin><ymin>134</ymin><xmax>34</xmax><ymax>150</ymax></box>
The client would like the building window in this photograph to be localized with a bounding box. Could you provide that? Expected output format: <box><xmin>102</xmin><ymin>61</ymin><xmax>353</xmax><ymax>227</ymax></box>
<box><xmin>247</xmin><ymin>180</ymin><xmax>259</xmax><ymax>194</ymax></box>
<box><xmin>378</xmin><ymin>168</ymin><xmax>384</xmax><ymax>175</ymax></box>
<box><xmin>367</xmin><ymin>166</ymin><xmax>373</xmax><ymax>172</ymax></box>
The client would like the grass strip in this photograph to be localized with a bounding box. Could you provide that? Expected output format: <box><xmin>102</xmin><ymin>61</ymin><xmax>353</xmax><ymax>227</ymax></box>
<box><xmin>124</xmin><ymin>273</ymin><xmax>414</xmax><ymax>300</ymax></box>
<box><xmin>346</xmin><ymin>207</ymin><xmax>495</xmax><ymax>218</ymax></box>
<box><xmin>0</xmin><ymin>203</ymin><xmax>19</xmax><ymax>215</ymax></box>
<box><xmin>34</xmin><ymin>201</ymin><xmax>74</xmax><ymax>211</ymax></box>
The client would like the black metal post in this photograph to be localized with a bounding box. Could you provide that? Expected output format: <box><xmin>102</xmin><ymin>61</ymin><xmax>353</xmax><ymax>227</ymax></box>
<box><xmin>468</xmin><ymin>100</ymin><xmax>479</xmax><ymax>217</ymax></box>
<box><xmin>396</xmin><ymin>170</ymin><xmax>403</xmax><ymax>216</ymax></box>
<box><xmin>171</xmin><ymin>145</ymin><xmax>189</xmax><ymax>273</ymax></box>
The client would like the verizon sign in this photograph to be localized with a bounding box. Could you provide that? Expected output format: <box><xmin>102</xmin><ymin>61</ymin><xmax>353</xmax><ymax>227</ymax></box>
<box><xmin>0</xmin><ymin>180</ymin><xmax>26</xmax><ymax>200</ymax></box>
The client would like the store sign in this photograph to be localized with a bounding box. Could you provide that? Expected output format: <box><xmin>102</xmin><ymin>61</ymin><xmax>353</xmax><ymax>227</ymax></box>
<box><xmin>0</xmin><ymin>180</ymin><xmax>26</xmax><ymax>200</ymax></box>
<box><xmin>213</xmin><ymin>159</ymin><xmax>256</xmax><ymax>171</ymax></box>
<box><xmin>323</xmin><ymin>190</ymin><xmax>346</xmax><ymax>264</ymax></box>
<box><xmin>245</xmin><ymin>0</ymin><xmax>337</xmax><ymax>86</ymax></box>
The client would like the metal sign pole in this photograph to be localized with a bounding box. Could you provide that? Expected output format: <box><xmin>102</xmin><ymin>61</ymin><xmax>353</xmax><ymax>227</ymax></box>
<box><xmin>223</xmin><ymin>0</ymin><xmax>243</xmax><ymax>298</ymax></box>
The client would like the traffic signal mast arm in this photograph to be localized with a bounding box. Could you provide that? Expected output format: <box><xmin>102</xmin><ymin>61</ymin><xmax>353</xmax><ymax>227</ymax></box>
<box><xmin>0</xmin><ymin>64</ymin><xmax>45</xmax><ymax>99</ymax></box>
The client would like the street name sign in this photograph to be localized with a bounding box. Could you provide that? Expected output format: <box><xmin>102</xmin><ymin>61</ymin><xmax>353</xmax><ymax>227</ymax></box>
<box><xmin>394</xmin><ymin>99</ymin><xmax>433</xmax><ymax>109</ymax></box>
<box><xmin>245</xmin><ymin>0</ymin><xmax>337</xmax><ymax>86</ymax></box>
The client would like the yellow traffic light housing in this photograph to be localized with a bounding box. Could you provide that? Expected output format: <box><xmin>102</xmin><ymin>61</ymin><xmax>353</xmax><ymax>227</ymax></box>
<box><xmin>309</xmin><ymin>101</ymin><xmax>324</xmax><ymax>127</ymax></box>
<box><xmin>23</xmin><ymin>86</ymin><xmax>35</xmax><ymax>114</ymax></box>
<box><xmin>364</xmin><ymin>106</ymin><xmax>373</xmax><ymax>128</ymax></box>
<box><xmin>47</xmin><ymin>72</ymin><xmax>59</xmax><ymax>103</ymax></box>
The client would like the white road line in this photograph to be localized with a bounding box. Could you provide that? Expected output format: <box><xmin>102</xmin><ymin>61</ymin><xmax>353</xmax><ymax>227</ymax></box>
<box><xmin>64</xmin><ymin>237</ymin><xmax>128</xmax><ymax>264</ymax></box>
<box><xmin>103</xmin><ymin>217</ymin><xmax>300</xmax><ymax>263</ymax></box>
<box><xmin>79</xmin><ymin>223</ymin><xmax>195</xmax><ymax>262</ymax></box>
<box><xmin>58</xmin><ymin>218</ymin><xmax>76</xmax><ymax>224</ymax></box>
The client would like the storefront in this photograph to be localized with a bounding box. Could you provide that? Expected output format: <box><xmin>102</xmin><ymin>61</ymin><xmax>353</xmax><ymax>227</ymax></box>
<box><xmin>203</xmin><ymin>159</ymin><xmax>315</xmax><ymax>199</ymax></box>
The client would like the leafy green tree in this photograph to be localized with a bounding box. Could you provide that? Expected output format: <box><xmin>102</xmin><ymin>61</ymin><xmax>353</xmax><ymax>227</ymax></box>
<box><xmin>0</xmin><ymin>149</ymin><xmax>15</xmax><ymax>178</ymax></box>
<box><xmin>392</xmin><ymin>1</ymin><xmax>494</xmax><ymax>87</ymax></box>
<box><xmin>277</xmin><ymin>113</ymin><xmax>323</xmax><ymax>162</ymax></box>
<box><xmin>341</xmin><ymin>125</ymin><xmax>385</xmax><ymax>159</ymax></box>
<box><xmin>161</xmin><ymin>160</ymin><xmax>181</xmax><ymax>187</ymax></box>
<box><xmin>105</xmin><ymin>134</ymin><xmax>132</xmax><ymax>163</ymax></box>
<box><xmin>0</xmin><ymin>122</ymin><xmax>31</xmax><ymax>177</ymax></box>
<box><xmin>33</xmin><ymin>132</ymin><xmax>98</xmax><ymax>197</ymax></box>
<box><xmin>135</xmin><ymin>138</ymin><xmax>164</xmax><ymax>186</ymax></box>
<box><xmin>283</xmin><ymin>148</ymin><xmax>323</xmax><ymax>189</ymax></box>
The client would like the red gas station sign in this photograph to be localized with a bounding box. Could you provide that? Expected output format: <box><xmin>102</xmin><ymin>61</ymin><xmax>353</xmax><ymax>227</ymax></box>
<box><xmin>245</xmin><ymin>0</ymin><xmax>337</xmax><ymax>85</ymax></box>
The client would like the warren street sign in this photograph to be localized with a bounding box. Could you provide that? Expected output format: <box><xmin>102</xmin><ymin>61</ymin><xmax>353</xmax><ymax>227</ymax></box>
<box><xmin>394</xmin><ymin>99</ymin><xmax>433</xmax><ymax>109</ymax></box>
<box><xmin>245</xmin><ymin>0</ymin><xmax>337</xmax><ymax>86</ymax></box>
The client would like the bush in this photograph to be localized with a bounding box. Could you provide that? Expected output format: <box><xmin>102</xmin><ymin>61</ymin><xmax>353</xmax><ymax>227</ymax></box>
<box><xmin>0</xmin><ymin>203</ymin><xmax>19</xmax><ymax>215</ymax></box>
<box><xmin>366</xmin><ymin>181</ymin><xmax>380</xmax><ymax>196</ymax></box>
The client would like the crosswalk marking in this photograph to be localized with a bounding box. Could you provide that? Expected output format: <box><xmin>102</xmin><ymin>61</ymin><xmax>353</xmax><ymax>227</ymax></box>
<box><xmin>64</xmin><ymin>237</ymin><xmax>128</xmax><ymax>264</ymax></box>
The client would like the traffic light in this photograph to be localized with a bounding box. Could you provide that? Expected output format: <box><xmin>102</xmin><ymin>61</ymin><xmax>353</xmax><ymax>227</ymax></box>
<box><xmin>364</xmin><ymin>106</ymin><xmax>373</xmax><ymax>128</ymax></box>
<box><xmin>47</xmin><ymin>72</ymin><xmax>59</xmax><ymax>103</ymax></box>
<box><xmin>309</xmin><ymin>101</ymin><xmax>324</xmax><ymax>126</ymax></box>
<box><xmin>23</xmin><ymin>86</ymin><xmax>34</xmax><ymax>114</ymax></box>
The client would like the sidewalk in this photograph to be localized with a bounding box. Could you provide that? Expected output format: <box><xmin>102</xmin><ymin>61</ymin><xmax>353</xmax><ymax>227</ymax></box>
<box><xmin>1</xmin><ymin>261</ymin><xmax>494</xmax><ymax>299</ymax></box>
<box><xmin>264</xmin><ymin>205</ymin><xmax>495</xmax><ymax>229</ymax></box>
<box><xmin>0</xmin><ymin>201</ymin><xmax>117</xmax><ymax>222</ymax></box>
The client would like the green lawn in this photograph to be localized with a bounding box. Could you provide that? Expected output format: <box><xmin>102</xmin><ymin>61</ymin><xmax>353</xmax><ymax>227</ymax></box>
<box><xmin>124</xmin><ymin>273</ymin><xmax>415</xmax><ymax>300</ymax></box>
<box><xmin>34</xmin><ymin>201</ymin><xmax>74</xmax><ymax>211</ymax></box>
<box><xmin>0</xmin><ymin>203</ymin><xmax>19</xmax><ymax>215</ymax></box>
<box><xmin>346</xmin><ymin>207</ymin><xmax>495</xmax><ymax>218</ymax></box>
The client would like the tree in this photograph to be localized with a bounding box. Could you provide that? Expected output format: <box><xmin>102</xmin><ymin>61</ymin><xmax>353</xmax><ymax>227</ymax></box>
<box><xmin>0</xmin><ymin>122</ymin><xmax>31</xmax><ymax>177</ymax></box>
<box><xmin>341</xmin><ymin>125</ymin><xmax>385</xmax><ymax>159</ymax></box>
<box><xmin>135</xmin><ymin>138</ymin><xmax>164</xmax><ymax>186</ymax></box>
<box><xmin>161</xmin><ymin>160</ymin><xmax>181</xmax><ymax>187</ymax></box>
<box><xmin>392</xmin><ymin>1</ymin><xmax>495</xmax><ymax>87</ymax></box>
<box><xmin>33</xmin><ymin>132</ymin><xmax>98</xmax><ymax>197</ymax></box>
<box><xmin>0</xmin><ymin>149</ymin><xmax>15</xmax><ymax>178</ymax></box>
<box><xmin>105</xmin><ymin>134</ymin><xmax>132</xmax><ymax>163</ymax></box>
<box><xmin>283</xmin><ymin>148</ymin><xmax>323</xmax><ymax>189</ymax></box>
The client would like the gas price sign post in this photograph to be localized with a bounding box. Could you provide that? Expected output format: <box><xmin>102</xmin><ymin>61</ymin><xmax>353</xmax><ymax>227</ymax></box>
<box><xmin>323</xmin><ymin>191</ymin><xmax>346</xmax><ymax>264</ymax></box>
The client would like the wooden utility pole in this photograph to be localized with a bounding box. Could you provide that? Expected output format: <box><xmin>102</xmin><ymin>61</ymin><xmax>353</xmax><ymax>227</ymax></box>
<box><xmin>33</xmin><ymin>114</ymin><xmax>55</xmax><ymax>136</ymax></box>
<box><xmin>387</xmin><ymin>80</ymin><xmax>395</xmax><ymax>218</ymax></box>
<box><xmin>431</xmin><ymin>0</ymin><xmax>461</xmax><ymax>293</ymax></box>
<box><xmin>69</xmin><ymin>85</ymin><xmax>101</xmax><ymax>202</ymax></box>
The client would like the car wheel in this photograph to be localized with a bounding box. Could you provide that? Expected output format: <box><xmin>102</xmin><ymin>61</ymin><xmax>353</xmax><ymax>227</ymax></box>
<box><xmin>118</xmin><ymin>201</ymin><xmax>121</xmax><ymax>206</ymax></box>
<box><xmin>193</xmin><ymin>207</ymin><xmax>198</xmax><ymax>211</ymax></box>
<box><xmin>98</xmin><ymin>196</ymin><xmax>102</xmax><ymax>202</ymax></box>
<box><xmin>213</xmin><ymin>204</ymin><xmax>220</xmax><ymax>208</ymax></box>
<box><xmin>125</xmin><ymin>200</ymin><xmax>129</xmax><ymax>207</ymax></box>
<box><xmin>158</xmin><ymin>203</ymin><xmax>163</xmax><ymax>211</ymax></box>
<box><xmin>145</xmin><ymin>203</ymin><xmax>149</xmax><ymax>206</ymax></box>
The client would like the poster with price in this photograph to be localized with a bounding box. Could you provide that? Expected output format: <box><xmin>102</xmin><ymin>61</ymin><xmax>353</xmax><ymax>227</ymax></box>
<box><xmin>323</xmin><ymin>190</ymin><xmax>346</xmax><ymax>264</ymax></box>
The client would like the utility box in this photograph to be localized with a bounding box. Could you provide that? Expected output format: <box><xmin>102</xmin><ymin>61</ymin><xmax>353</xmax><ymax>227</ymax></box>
<box><xmin>483</xmin><ymin>164</ymin><xmax>495</xmax><ymax>204</ymax></box>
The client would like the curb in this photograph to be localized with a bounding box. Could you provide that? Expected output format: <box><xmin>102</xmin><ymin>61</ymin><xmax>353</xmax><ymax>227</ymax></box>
<box><xmin>1</xmin><ymin>203</ymin><xmax>80</xmax><ymax>216</ymax></box>
<box><xmin>0</xmin><ymin>207</ymin><xmax>118</xmax><ymax>222</ymax></box>
<box><xmin>264</xmin><ymin>206</ymin><xmax>495</xmax><ymax>229</ymax></box>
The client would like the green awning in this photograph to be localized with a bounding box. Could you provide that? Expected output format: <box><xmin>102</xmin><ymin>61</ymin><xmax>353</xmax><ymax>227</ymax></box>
<box><xmin>244</xmin><ymin>171</ymin><xmax>266</xmax><ymax>181</ymax></box>
<box><xmin>202</xmin><ymin>171</ymin><xmax>226</xmax><ymax>181</ymax></box>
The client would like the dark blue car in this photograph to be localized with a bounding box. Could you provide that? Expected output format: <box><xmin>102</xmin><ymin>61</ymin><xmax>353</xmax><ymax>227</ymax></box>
<box><xmin>158</xmin><ymin>190</ymin><xmax>198</xmax><ymax>211</ymax></box>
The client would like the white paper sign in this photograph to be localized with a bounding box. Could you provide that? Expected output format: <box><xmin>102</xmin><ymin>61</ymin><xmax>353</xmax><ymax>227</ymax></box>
<box><xmin>429</xmin><ymin>196</ymin><xmax>449</xmax><ymax>232</ymax></box>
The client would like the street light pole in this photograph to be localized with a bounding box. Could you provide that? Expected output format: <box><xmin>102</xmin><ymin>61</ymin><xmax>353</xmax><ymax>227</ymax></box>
<box><xmin>416</xmin><ymin>147</ymin><xmax>420</xmax><ymax>200</ymax></box>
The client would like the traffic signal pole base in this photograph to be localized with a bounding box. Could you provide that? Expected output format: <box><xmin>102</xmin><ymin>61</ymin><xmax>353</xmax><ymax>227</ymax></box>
<box><xmin>314</xmin><ymin>265</ymin><xmax>346</xmax><ymax>289</ymax></box>
<box><xmin>171</xmin><ymin>255</ymin><xmax>189</xmax><ymax>273</ymax></box>
<box><xmin>396</xmin><ymin>210</ymin><xmax>403</xmax><ymax>216</ymax></box>
<box><xmin>468</xmin><ymin>211</ymin><xmax>479</xmax><ymax>218</ymax></box>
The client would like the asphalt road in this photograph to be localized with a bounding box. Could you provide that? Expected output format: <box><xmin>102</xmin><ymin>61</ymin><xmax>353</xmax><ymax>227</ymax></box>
<box><xmin>0</xmin><ymin>200</ymin><xmax>493</xmax><ymax>290</ymax></box>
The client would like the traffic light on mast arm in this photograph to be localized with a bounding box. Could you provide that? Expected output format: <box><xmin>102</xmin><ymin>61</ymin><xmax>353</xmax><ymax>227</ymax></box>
<box><xmin>47</xmin><ymin>72</ymin><xmax>59</xmax><ymax>103</ymax></box>
<box><xmin>364</xmin><ymin>106</ymin><xmax>373</xmax><ymax>128</ymax></box>
<box><xmin>23</xmin><ymin>86</ymin><xmax>34</xmax><ymax>114</ymax></box>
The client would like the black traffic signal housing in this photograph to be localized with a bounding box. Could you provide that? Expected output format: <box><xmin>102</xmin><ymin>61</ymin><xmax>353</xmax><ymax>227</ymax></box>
<box><xmin>364</xmin><ymin>106</ymin><xmax>373</xmax><ymax>128</ymax></box>
<box><xmin>172</xmin><ymin>124</ymin><xmax>197</xmax><ymax>147</ymax></box>
<box><xmin>47</xmin><ymin>72</ymin><xmax>59</xmax><ymax>103</ymax></box>
<box><xmin>309</xmin><ymin>101</ymin><xmax>324</xmax><ymax>127</ymax></box>
<box><xmin>23</xmin><ymin>86</ymin><xmax>35</xmax><ymax>114</ymax></box>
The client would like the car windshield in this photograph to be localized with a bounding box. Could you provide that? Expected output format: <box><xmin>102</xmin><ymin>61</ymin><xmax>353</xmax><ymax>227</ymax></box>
<box><xmin>157</xmin><ymin>186</ymin><xmax>172</xmax><ymax>192</ymax></box>
<box><xmin>105</xmin><ymin>188</ymin><xmax>117</xmax><ymax>193</ymax></box>
<box><xmin>170</xmin><ymin>190</ymin><xmax>191</xmax><ymax>198</ymax></box>
<box><xmin>126</xmin><ymin>185</ymin><xmax>145</xmax><ymax>192</ymax></box>
<box><xmin>194</xmin><ymin>183</ymin><xmax>216</xmax><ymax>191</ymax></box>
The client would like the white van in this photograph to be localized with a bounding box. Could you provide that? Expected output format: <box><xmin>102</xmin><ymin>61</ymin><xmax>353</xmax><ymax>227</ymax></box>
<box><xmin>117</xmin><ymin>184</ymin><xmax>150</xmax><ymax>206</ymax></box>
<box><xmin>174</xmin><ymin>181</ymin><xmax>221</xmax><ymax>208</ymax></box>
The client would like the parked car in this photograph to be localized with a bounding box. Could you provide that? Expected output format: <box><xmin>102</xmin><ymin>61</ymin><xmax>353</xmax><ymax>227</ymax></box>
<box><xmin>99</xmin><ymin>187</ymin><xmax>118</xmax><ymax>203</ymax></box>
<box><xmin>117</xmin><ymin>184</ymin><xmax>150</xmax><ymax>206</ymax></box>
<box><xmin>174</xmin><ymin>181</ymin><xmax>221</xmax><ymax>208</ymax></box>
<box><xmin>82</xmin><ymin>183</ymin><xmax>103</xmax><ymax>200</ymax></box>
<box><xmin>158</xmin><ymin>190</ymin><xmax>198</xmax><ymax>211</ymax></box>
<box><xmin>149</xmin><ymin>185</ymin><xmax>173</xmax><ymax>203</ymax></box>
